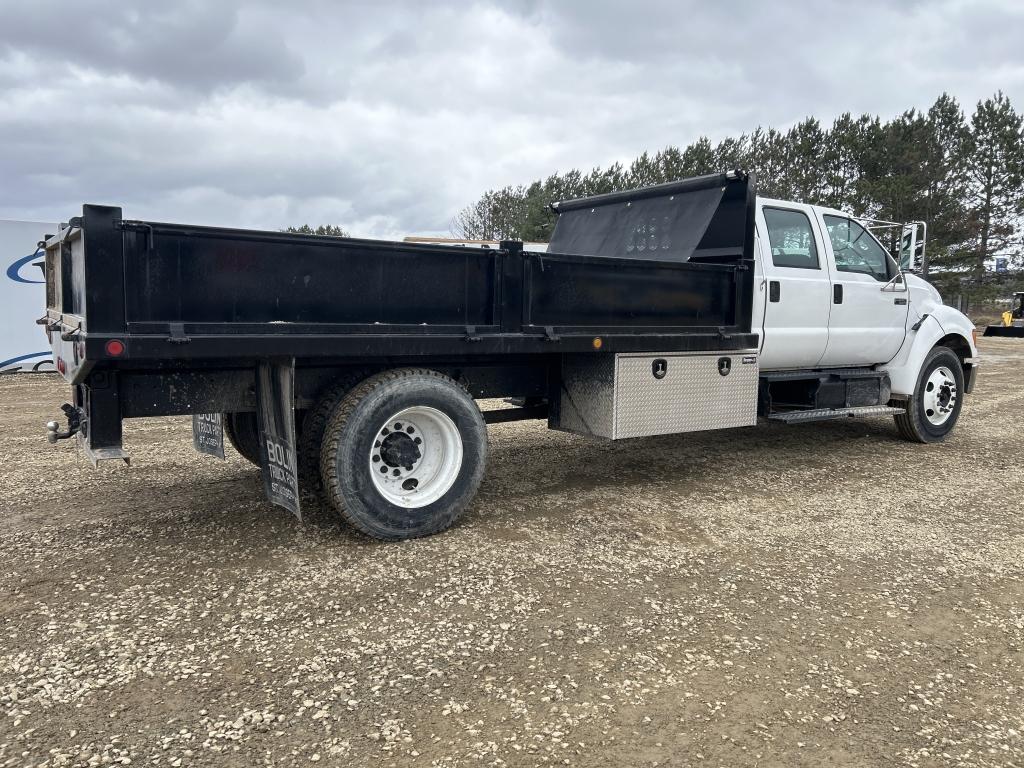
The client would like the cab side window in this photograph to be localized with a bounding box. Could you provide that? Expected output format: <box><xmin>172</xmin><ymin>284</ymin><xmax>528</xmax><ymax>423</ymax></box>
<box><xmin>823</xmin><ymin>215</ymin><xmax>892</xmax><ymax>282</ymax></box>
<box><xmin>763</xmin><ymin>208</ymin><xmax>819</xmax><ymax>270</ymax></box>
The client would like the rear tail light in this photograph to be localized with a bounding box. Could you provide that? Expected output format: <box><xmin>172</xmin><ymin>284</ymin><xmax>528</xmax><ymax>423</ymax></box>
<box><xmin>105</xmin><ymin>339</ymin><xmax>125</xmax><ymax>357</ymax></box>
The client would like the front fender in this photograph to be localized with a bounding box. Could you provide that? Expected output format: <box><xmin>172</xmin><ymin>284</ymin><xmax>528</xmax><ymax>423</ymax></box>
<box><xmin>881</xmin><ymin>304</ymin><xmax>977</xmax><ymax>396</ymax></box>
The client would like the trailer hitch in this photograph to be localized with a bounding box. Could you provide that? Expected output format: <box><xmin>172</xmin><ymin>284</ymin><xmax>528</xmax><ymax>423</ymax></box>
<box><xmin>46</xmin><ymin>403</ymin><xmax>84</xmax><ymax>444</ymax></box>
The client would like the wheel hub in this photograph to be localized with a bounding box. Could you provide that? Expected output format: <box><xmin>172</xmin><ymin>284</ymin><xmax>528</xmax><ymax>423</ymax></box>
<box><xmin>922</xmin><ymin>365</ymin><xmax>958</xmax><ymax>426</ymax></box>
<box><xmin>378</xmin><ymin>429</ymin><xmax>421</xmax><ymax>470</ymax></box>
<box><xmin>368</xmin><ymin>407</ymin><xmax>463</xmax><ymax>509</ymax></box>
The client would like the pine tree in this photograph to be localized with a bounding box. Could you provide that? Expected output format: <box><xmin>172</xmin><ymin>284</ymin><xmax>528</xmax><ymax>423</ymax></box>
<box><xmin>714</xmin><ymin>134</ymin><xmax>751</xmax><ymax>173</ymax></box>
<box><xmin>819</xmin><ymin>113</ymin><xmax>871</xmax><ymax>212</ymax></box>
<box><xmin>745</xmin><ymin>128</ymin><xmax>788</xmax><ymax>199</ymax></box>
<box><xmin>965</xmin><ymin>92</ymin><xmax>1024</xmax><ymax>272</ymax></box>
<box><xmin>679</xmin><ymin>137</ymin><xmax>716</xmax><ymax>177</ymax></box>
<box><xmin>286</xmin><ymin>224</ymin><xmax>349</xmax><ymax>237</ymax></box>
<box><xmin>628</xmin><ymin>152</ymin><xmax>661</xmax><ymax>187</ymax></box>
<box><xmin>917</xmin><ymin>94</ymin><xmax>973</xmax><ymax>275</ymax></box>
<box><xmin>453</xmin><ymin>91</ymin><xmax>1020</xmax><ymax>266</ymax></box>
<box><xmin>781</xmin><ymin>118</ymin><xmax>827</xmax><ymax>204</ymax></box>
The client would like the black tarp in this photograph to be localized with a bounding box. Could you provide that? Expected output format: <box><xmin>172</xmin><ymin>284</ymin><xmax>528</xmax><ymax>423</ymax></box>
<box><xmin>546</xmin><ymin>173</ymin><xmax>740</xmax><ymax>263</ymax></box>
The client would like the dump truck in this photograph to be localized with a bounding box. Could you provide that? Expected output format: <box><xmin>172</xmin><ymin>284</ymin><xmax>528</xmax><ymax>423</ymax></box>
<box><xmin>38</xmin><ymin>171</ymin><xmax>979</xmax><ymax>539</ymax></box>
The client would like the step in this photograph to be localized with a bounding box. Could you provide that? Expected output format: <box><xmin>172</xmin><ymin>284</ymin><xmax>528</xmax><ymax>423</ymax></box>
<box><xmin>768</xmin><ymin>405</ymin><xmax>905</xmax><ymax>424</ymax></box>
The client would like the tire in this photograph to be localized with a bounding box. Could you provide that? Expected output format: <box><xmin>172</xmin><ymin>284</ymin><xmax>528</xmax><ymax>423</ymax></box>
<box><xmin>893</xmin><ymin>346</ymin><xmax>964</xmax><ymax>443</ymax></box>
<box><xmin>223</xmin><ymin>412</ymin><xmax>261</xmax><ymax>465</ymax></box>
<box><xmin>297</xmin><ymin>371</ymin><xmax>368</xmax><ymax>489</ymax></box>
<box><xmin>319</xmin><ymin>369</ymin><xmax>487</xmax><ymax>540</ymax></box>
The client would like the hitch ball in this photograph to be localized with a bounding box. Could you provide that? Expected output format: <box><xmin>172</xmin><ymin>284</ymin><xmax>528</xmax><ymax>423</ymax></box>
<box><xmin>46</xmin><ymin>406</ymin><xmax>81</xmax><ymax>443</ymax></box>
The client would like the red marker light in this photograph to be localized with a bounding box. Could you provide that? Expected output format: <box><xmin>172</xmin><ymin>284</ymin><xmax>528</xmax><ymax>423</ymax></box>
<box><xmin>105</xmin><ymin>339</ymin><xmax>125</xmax><ymax>357</ymax></box>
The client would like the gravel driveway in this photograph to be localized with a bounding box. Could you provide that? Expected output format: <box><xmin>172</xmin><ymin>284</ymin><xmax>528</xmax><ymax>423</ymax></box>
<box><xmin>1</xmin><ymin>337</ymin><xmax>1022</xmax><ymax>767</ymax></box>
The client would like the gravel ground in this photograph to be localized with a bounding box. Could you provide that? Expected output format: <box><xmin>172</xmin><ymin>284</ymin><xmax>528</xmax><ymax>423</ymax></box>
<box><xmin>1</xmin><ymin>337</ymin><xmax>1022</xmax><ymax>768</ymax></box>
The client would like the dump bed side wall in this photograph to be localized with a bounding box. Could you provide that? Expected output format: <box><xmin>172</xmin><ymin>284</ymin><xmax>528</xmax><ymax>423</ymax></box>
<box><xmin>121</xmin><ymin>226</ymin><xmax>499</xmax><ymax>333</ymax></box>
<box><xmin>523</xmin><ymin>252</ymin><xmax>741</xmax><ymax>331</ymax></box>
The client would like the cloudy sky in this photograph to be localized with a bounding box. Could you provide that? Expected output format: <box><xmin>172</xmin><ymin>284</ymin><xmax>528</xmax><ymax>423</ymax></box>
<box><xmin>1</xmin><ymin>0</ymin><xmax>1022</xmax><ymax>237</ymax></box>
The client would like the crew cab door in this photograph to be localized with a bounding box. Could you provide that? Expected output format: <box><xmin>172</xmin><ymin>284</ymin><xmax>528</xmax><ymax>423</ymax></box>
<box><xmin>755</xmin><ymin>204</ymin><xmax>832</xmax><ymax>369</ymax></box>
<box><xmin>816</xmin><ymin>214</ymin><xmax>909</xmax><ymax>366</ymax></box>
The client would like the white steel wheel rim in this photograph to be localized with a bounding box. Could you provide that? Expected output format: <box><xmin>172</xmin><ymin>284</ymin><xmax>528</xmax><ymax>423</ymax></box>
<box><xmin>922</xmin><ymin>365</ymin><xmax>958</xmax><ymax>426</ymax></box>
<box><xmin>368</xmin><ymin>406</ymin><xmax>463</xmax><ymax>509</ymax></box>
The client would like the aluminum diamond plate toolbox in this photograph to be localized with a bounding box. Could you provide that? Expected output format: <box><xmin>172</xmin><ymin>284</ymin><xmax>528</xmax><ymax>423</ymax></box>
<box><xmin>552</xmin><ymin>351</ymin><xmax>759</xmax><ymax>439</ymax></box>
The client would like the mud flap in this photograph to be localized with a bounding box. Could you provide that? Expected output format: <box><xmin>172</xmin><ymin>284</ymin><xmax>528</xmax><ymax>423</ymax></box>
<box><xmin>256</xmin><ymin>359</ymin><xmax>301</xmax><ymax>520</ymax></box>
<box><xmin>192</xmin><ymin>413</ymin><xmax>226</xmax><ymax>459</ymax></box>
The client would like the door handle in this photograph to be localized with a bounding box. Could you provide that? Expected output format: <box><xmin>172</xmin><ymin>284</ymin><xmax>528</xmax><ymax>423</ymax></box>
<box><xmin>769</xmin><ymin>280</ymin><xmax>780</xmax><ymax>303</ymax></box>
<box><xmin>833</xmin><ymin>284</ymin><xmax>843</xmax><ymax>304</ymax></box>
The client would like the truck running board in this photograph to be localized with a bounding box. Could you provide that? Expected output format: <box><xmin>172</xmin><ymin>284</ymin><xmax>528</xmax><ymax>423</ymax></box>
<box><xmin>768</xmin><ymin>405</ymin><xmax>905</xmax><ymax>424</ymax></box>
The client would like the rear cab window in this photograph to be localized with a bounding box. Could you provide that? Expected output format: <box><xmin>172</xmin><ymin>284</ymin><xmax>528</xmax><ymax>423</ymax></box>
<box><xmin>763</xmin><ymin>208</ymin><xmax>820</xmax><ymax>270</ymax></box>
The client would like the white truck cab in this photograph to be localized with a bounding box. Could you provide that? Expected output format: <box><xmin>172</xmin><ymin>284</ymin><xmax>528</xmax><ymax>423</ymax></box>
<box><xmin>752</xmin><ymin>197</ymin><xmax>978</xmax><ymax>441</ymax></box>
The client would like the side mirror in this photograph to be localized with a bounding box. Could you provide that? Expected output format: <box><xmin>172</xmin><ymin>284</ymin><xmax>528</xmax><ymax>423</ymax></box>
<box><xmin>899</xmin><ymin>222</ymin><xmax>926</xmax><ymax>273</ymax></box>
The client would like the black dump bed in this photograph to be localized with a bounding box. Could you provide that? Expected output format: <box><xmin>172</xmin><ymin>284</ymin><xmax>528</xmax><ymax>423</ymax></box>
<box><xmin>41</xmin><ymin>171</ymin><xmax>757</xmax><ymax>383</ymax></box>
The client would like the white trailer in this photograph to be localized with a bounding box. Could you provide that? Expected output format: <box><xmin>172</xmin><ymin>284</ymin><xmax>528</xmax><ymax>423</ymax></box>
<box><xmin>1</xmin><ymin>219</ymin><xmax>56</xmax><ymax>373</ymax></box>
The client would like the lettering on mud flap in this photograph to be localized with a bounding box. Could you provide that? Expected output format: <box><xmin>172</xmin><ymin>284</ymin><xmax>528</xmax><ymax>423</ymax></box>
<box><xmin>256</xmin><ymin>359</ymin><xmax>301</xmax><ymax>520</ymax></box>
<box><xmin>191</xmin><ymin>413</ymin><xmax>225</xmax><ymax>459</ymax></box>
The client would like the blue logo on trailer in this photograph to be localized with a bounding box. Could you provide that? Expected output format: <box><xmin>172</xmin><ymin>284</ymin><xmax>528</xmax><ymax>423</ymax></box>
<box><xmin>0</xmin><ymin>350</ymin><xmax>53</xmax><ymax>371</ymax></box>
<box><xmin>6</xmin><ymin>250</ymin><xmax>45</xmax><ymax>284</ymax></box>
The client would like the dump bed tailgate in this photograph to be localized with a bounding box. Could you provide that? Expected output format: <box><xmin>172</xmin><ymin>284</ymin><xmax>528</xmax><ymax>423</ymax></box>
<box><xmin>41</xmin><ymin>220</ymin><xmax>93</xmax><ymax>383</ymax></box>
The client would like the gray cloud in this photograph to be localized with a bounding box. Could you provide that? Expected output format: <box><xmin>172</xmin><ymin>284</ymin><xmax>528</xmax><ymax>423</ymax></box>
<box><xmin>0</xmin><ymin>0</ymin><xmax>1021</xmax><ymax>237</ymax></box>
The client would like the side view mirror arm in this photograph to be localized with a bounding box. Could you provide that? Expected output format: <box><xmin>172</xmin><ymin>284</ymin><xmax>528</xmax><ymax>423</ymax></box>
<box><xmin>881</xmin><ymin>272</ymin><xmax>907</xmax><ymax>292</ymax></box>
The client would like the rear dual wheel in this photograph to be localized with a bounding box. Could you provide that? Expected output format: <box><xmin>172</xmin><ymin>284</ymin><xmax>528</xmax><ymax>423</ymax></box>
<box><xmin>224</xmin><ymin>410</ymin><xmax>306</xmax><ymax>466</ymax></box>
<box><xmin>319</xmin><ymin>369</ymin><xmax>487</xmax><ymax>540</ymax></box>
<box><xmin>223</xmin><ymin>412</ymin><xmax>261</xmax><ymax>465</ymax></box>
<box><xmin>297</xmin><ymin>371</ymin><xmax>369</xmax><ymax>492</ymax></box>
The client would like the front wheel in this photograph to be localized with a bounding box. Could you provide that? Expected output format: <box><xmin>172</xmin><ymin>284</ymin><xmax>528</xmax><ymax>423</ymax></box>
<box><xmin>893</xmin><ymin>346</ymin><xmax>964</xmax><ymax>443</ymax></box>
<box><xmin>319</xmin><ymin>369</ymin><xmax>487</xmax><ymax>540</ymax></box>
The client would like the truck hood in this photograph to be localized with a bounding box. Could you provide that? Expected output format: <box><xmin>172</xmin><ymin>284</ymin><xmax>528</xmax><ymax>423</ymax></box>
<box><xmin>905</xmin><ymin>272</ymin><xmax>943</xmax><ymax>306</ymax></box>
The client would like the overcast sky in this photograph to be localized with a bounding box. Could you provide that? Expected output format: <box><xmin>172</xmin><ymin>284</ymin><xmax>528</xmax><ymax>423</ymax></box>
<box><xmin>1</xmin><ymin>0</ymin><xmax>1022</xmax><ymax>237</ymax></box>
